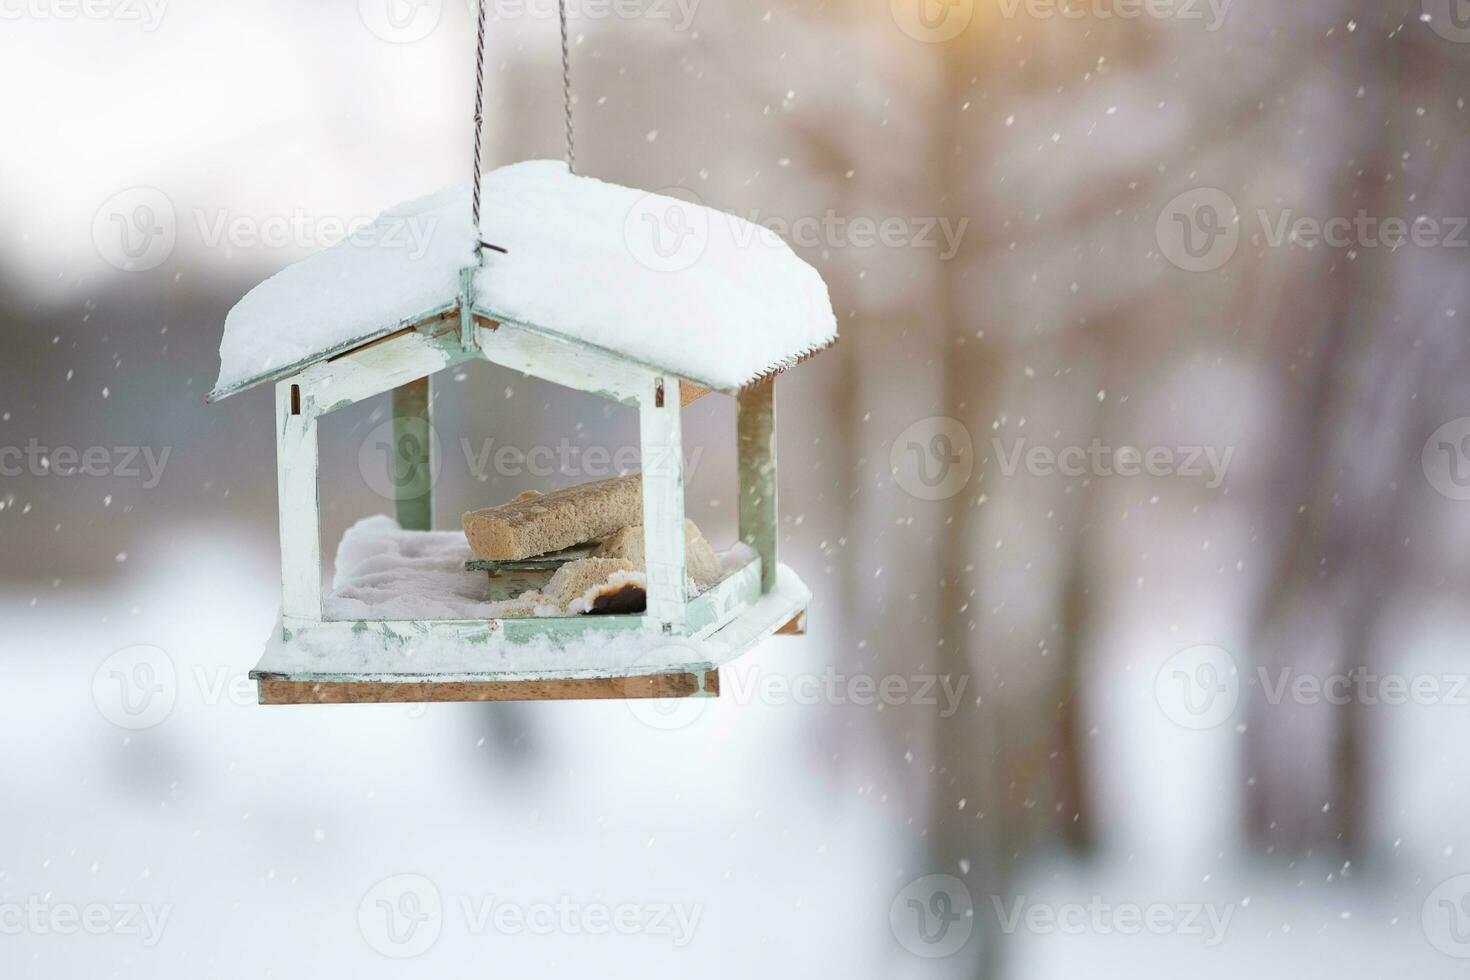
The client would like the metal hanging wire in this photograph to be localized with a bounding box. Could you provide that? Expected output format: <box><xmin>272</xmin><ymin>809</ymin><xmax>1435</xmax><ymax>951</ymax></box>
<box><xmin>559</xmin><ymin>0</ymin><xmax>576</xmax><ymax>174</ymax></box>
<box><xmin>462</xmin><ymin>0</ymin><xmax>574</xmax><ymax>347</ymax></box>
<box><xmin>471</xmin><ymin>0</ymin><xmax>488</xmax><ymax>260</ymax></box>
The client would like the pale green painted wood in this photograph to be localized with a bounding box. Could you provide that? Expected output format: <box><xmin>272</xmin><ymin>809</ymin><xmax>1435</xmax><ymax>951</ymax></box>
<box><xmin>640</xmin><ymin>375</ymin><xmax>689</xmax><ymax>630</ymax></box>
<box><xmin>474</xmin><ymin>320</ymin><xmax>654</xmax><ymax>406</ymax></box>
<box><xmin>302</xmin><ymin>329</ymin><xmax>476</xmax><ymax>418</ymax></box>
<box><xmin>252</xmin><ymin>561</ymin><xmax>811</xmax><ymax>686</ymax></box>
<box><xmin>391</xmin><ymin>377</ymin><xmax>433</xmax><ymax>531</ymax></box>
<box><xmin>284</xmin><ymin>612</ymin><xmax>648</xmax><ymax>648</ymax></box>
<box><xmin>276</xmin><ymin>380</ymin><xmax>323</xmax><ymax>624</ymax></box>
<box><xmin>738</xmin><ymin>378</ymin><xmax>778</xmax><ymax>593</ymax></box>
<box><xmin>206</xmin><ymin>303</ymin><xmax>458</xmax><ymax>403</ymax></box>
<box><xmin>683</xmin><ymin>554</ymin><xmax>762</xmax><ymax>635</ymax></box>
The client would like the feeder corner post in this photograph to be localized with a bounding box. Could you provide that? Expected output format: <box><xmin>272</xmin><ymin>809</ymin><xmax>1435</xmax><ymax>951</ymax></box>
<box><xmin>276</xmin><ymin>377</ymin><xmax>323</xmax><ymax>625</ymax></box>
<box><xmin>737</xmin><ymin>377</ymin><xmax>778</xmax><ymax>593</ymax></box>
<box><xmin>391</xmin><ymin>376</ymin><xmax>433</xmax><ymax>532</ymax></box>
<box><xmin>640</xmin><ymin>374</ymin><xmax>688</xmax><ymax>631</ymax></box>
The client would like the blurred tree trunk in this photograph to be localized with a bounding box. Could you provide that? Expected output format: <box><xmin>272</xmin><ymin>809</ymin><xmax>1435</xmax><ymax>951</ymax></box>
<box><xmin>930</xmin><ymin>29</ymin><xmax>1008</xmax><ymax>980</ymax></box>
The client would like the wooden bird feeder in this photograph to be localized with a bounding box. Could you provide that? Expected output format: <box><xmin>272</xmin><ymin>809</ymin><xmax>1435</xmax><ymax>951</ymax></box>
<box><xmin>209</xmin><ymin>161</ymin><xmax>836</xmax><ymax>705</ymax></box>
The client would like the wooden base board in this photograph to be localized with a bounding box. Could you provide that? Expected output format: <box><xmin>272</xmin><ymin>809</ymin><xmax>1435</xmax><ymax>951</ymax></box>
<box><xmin>257</xmin><ymin>669</ymin><xmax>721</xmax><ymax>705</ymax></box>
<box><xmin>775</xmin><ymin>611</ymin><xmax>807</xmax><ymax>636</ymax></box>
<box><xmin>251</xmin><ymin>563</ymin><xmax>812</xmax><ymax>706</ymax></box>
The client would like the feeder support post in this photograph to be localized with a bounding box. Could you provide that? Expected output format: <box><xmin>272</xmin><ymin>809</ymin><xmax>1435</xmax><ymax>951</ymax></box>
<box><xmin>276</xmin><ymin>379</ymin><xmax>323</xmax><ymax>625</ymax></box>
<box><xmin>391</xmin><ymin>377</ymin><xmax>434</xmax><ymax>531</ymax></box>
<box><xmin>738</xmin><ymin>377</ymin><xmax>778</xmax><ymax>593</ymax></box>
<box><xmin>640</xmin><ymin>375</ymin><xmax>688</xmax><ymax>630</ymax></box>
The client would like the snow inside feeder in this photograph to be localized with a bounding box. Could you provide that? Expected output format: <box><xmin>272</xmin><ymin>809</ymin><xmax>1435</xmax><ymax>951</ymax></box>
<box><xmin>210</xmin><ymin>162</ymin><xmax>835</xmax><ymax>704</ymax></box>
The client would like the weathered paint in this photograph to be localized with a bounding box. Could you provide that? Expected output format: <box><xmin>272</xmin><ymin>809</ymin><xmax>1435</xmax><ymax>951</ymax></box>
<box><xmin>250</xmin><ymin>562</ymin><xmax>812</xmax><ymax>689</ymax></box>
<box><xmin>474</xmin><ymin>320</ymin><xmax>654</xmax><ymax>406</ymax></box>
<box><xmin>640</xmin><ymin>375</ymin><xmax>688</xmax><ymax>630</ymax></box>
<box><xmin>276</xmin><ymin>380</ymin><xmax>323</xmax><ymax>624</ymax></box>
<box><xmin>684</xmin><ymin>553</ymin><xmax>762</xmax><ymax>635</ymax></box>
<box><xmin>391</xmin><ymin>377</ymin><xmax>433</xmax><ymax>531</ymax></box>
<box><xmin>738</xmin><ymin>378</ymin><xmax>779</xmax><ymax>593</ymax></box>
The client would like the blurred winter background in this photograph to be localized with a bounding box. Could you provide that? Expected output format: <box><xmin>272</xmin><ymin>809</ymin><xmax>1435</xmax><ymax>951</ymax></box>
<box><xmin>4</xmin><ymin>0</ymin><xmax>1470</xmax><ymax>976</ymax></box>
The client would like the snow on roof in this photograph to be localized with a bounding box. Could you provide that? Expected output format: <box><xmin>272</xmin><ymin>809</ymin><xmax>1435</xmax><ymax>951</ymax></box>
<box><xmin>211</xmin><ymin>160</ymin><xmax>837</xmax><ymax>398</ymax></box>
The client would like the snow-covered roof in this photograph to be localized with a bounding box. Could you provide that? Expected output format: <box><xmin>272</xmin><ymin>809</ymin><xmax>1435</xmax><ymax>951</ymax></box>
<box><xmin>211</xmin><ymin>161</ymin><xmax>837</xmax><ymax>399</ymax></box>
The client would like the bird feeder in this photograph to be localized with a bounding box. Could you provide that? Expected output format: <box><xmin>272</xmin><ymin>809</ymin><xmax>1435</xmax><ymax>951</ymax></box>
<box><xmin>209</xmin><ymin>160</ymin><xmax>836</xmax><ymax>704</ymax></box>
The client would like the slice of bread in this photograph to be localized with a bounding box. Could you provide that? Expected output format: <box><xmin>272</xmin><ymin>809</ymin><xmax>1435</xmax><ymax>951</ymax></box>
<box><xmin>592</xmin><ymin>519</ymin><xmax>725</xmax><ymax>590</ymax></box>
<box><xmin>462</xmin><ymin>475</ymin><xmax>643</xmax><ymax>561</ymax></box>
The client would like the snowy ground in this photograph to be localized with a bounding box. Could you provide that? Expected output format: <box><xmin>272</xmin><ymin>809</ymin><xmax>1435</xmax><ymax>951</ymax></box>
<box><xmin>2</xmin><ymin>529</ymin><xmax>1467</xmax><ymax>978</ymax></box>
